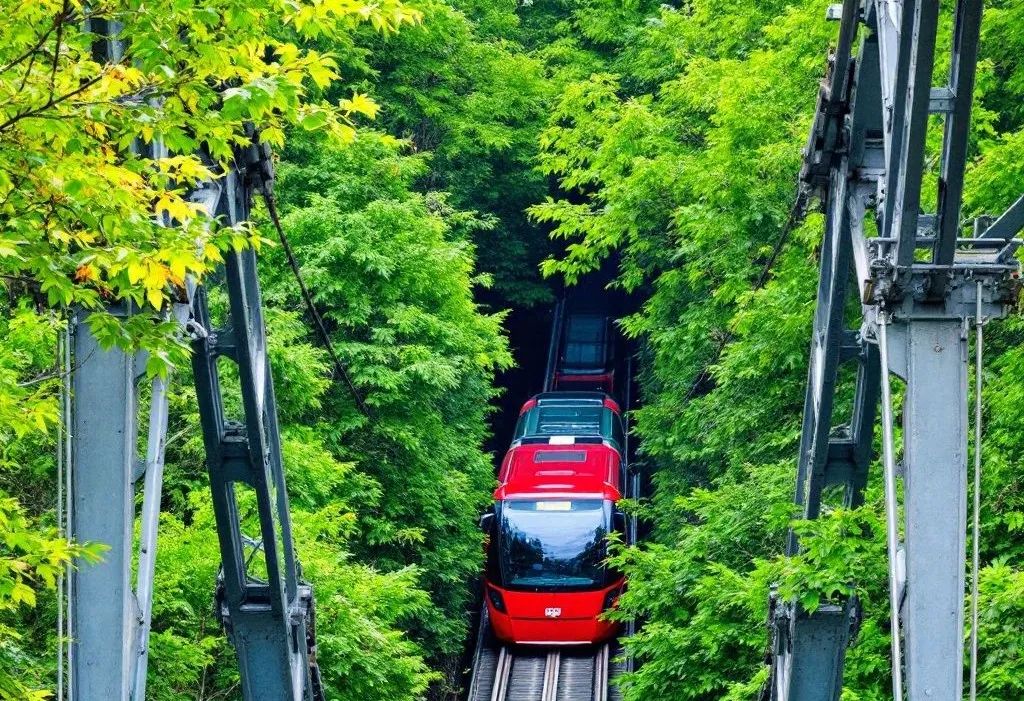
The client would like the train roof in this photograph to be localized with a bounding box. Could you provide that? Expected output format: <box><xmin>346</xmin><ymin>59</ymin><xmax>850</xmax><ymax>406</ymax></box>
<box><xmin>521</xmin><ymin>391</ymin><xmax>620</xmax><ymax>413</ymax></box>
<box><xmin>495</xmin><ymin>442</ymin><xmax>620</xmax><ymax>501</ymax></box>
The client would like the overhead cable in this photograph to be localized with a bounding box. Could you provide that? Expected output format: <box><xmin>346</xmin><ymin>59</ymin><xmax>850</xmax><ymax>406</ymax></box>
<box><xmin>876</xmin><ymin>312</ymin><xmax>905</xmax><ymax>701</ymax></box>
<box><xmin>258</xmin><ymin>186</ymin><xmax>372</xmax><ymax>418</ymax></box>
<box><xmin>685</xmin><ymin>186</ymin><xmax>811</xmax><ymax>400</ymax></box>
<box><xmin>969</xmin><ymin>281</ymin><xmax>986</xmax><ymax>701</ymax></box>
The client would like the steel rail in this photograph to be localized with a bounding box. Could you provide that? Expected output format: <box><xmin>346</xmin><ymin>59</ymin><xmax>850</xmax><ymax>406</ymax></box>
<box><xmin>542</xmin><ymin>651</ymin><xmax>561</xmax><ymax>701</ymax></box>
<box><xmin>491</xmin><ymin>648</ymin><xmax>512</xmax><ymax>701</ymax></box>
<box><xmin>469</xmin><ymin>643</ymin><xmax>616</xmax><ymax>701</ymax></box>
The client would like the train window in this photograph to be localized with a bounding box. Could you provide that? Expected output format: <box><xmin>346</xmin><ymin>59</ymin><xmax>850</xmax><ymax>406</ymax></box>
<box><xmin>534</xmin><ymin>405</ymin><xmax>603</xmax><ymax>436</ymax></box>
<box><xmin>533</xmin><ymin>450</ymin><xmax>587</xmax><ymax>463</ymax></box>
<box><xmin>561</xmin><ymin>315</ymin><xmax>609</xmax><ymax>372</ymax></box>
<box><xmin>512</xmin><ymin>412</ymin><xmax>528</xmax><ymax>441</ymax></box>
<box><xmin>516</xmin><ymin>403</ymin><xmax>622</xmax><ymax>451</ymax></box>
<box><xmin>485</xmin><ymin>503</ymin><xmax>503</xmax><ymax>582</ymax></box>
<box><xmin>498</xmin><ymin>499</ymin><xmax>612</xmax><ymax>591</ymax></box>
<box><xmin>612</xmin><ymin>414</ymin><xmax>625</xmax><ymax>451</ymax></box>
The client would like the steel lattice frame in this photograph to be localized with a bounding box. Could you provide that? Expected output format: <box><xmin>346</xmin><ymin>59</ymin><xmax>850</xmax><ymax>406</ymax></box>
<box><xmin>769</xmin><ymin>2</ymin><xmax>1022</xmax><ymax>700</ymax></box>
<box><xmin>68</xmin><ymin>26</ymin><xmax>322</xmax><ymax>701</ymax></box>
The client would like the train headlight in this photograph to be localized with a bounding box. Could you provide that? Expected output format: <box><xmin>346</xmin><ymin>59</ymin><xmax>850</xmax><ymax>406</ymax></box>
<box><xmin>487</xmin><ymin>587</ymin><xmax>507</xmax><ymax>614</ymax></box>
<box><xmin>602</xmin><ymin>585</ymin><xmax>622</xmax><ymax>611</ymax></box>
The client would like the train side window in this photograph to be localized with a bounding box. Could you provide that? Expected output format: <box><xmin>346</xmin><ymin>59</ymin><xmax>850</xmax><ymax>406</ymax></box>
<box><xmin>513</xmin><ymin>412</ymin><xmax>528</xmax><ymax>441</ymax></box>
<box><xmin>561</xmin><ymin>315</ymin><xmax>609</xmax><ymax>370</ymax></box>
<box><xmin>535</xmin><ymin>405</ymin><xmax>602</xmax><ymax>436</ymax></box>
<box><xmin>485</xmin><ymin>505</ymin><xmax>503</xmax><ymax>583</ymax></box>
<box><xmin>599</xmin><ymin>408</ymin><xmax>624</xmax><ymax>450</ymax></box>
<box><xmin>612</xmin><ymin>413</ymin><xmax>625</xmax><ymax>450</ymax></box>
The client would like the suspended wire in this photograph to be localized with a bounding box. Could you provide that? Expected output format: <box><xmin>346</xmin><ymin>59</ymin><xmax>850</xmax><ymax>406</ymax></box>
<box><xmin>258</xmin><ymin>186</ymin><xmax>372</xmax><ymax>418</ymax></box>
<box><xmin>55</xmin><ymin>327</ymin><xmax>65</xmax><ymax>701</ymax></box>
<box><xmin>876</xmin><ymin>311</ymin><xmax>905</xmax><ymax>701</ymax></box>
<box><xmin>969</xmin><ymin>281</ymin><xmax>985</xmax><ymax>701</ymax></box>
<box><xmin>684</xmin><ymin>186</ymin><xmax>811</xmax><ymax>400</ymax></box>
<box><xmin>62</xmin><ymin>320</ymin><xmax>74</xmax><ymax>701</ymax></box>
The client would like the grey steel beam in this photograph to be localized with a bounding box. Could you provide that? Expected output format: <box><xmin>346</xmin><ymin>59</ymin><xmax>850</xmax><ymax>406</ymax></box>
<box><xmin>844</xmin><ymin>343</ymin><xmax>879</xmax><ymax>509</ymax></box>
<box><xmin>70</xmin><ymin>310</ymin><xmax>170</xmax><ymax>701</ymax></box>
<box><xmin>775</xmin><ymin>1</ymin><xmax>1023</xmax><ymax>699</ymax></box>
<box><xmin>70</xmin><ymin>17</ymin><xmax>322</xmax><ymax>698</ymax></box>
<box><xmin>888</xmin><ymin>0</ymin><xmax>940</xmax><ymax>266</ymax></box>
<box><xmin>130</xmin><ymin>376</ymin><xmax>170</xmax><ymax>700</ymax></box>
<box><xmin>883</xmin><ymin>318</ymin><xmax>969</xmax><ymax>701</ymax></box>
<box><xmin>790</xmin><ymin>167</ymin><xmax>855</xmax><ymax>541</ymax></box>
<box><xmin>934</xmin><ymin>0</ymin><xmax>984</xmax><ymax>270</ymax></box>
<box><xmin>190</xmin><ymin>149</ymin><xmax>321</xmax><ymax>701</ymax></box>
<box><xmin>870</xmin><ymin>0</ymin><xmax>903</xmax><ymax>118</ymax></box>
<box><xmin>875</xmin><ymin>0</ymin><xmax>914</xmax><ymax>233</ymax></box>
<box><xmin>981</xmin><ymin>194</ymin><xmax>1024</xmax><ymax>240</ymax></box>
<box><xmin>801</xmin><ymin>0</ymin><xmax>859</xmax><ymax>188</ymax></box>
<box><xmin>69</xmin><ymin>22</ymin><xmax>173</xmax><ymax>699</ymax></box>
<box><xmin>778</xmin><ymin>176</ymin><xmax>878</xmax><ymax>699</ymax></box>
<box><xmin>770</xmin><ymin>603</ymin><xmax>851</xmax><ymax>701</ymax></box>
<box><xmin>543</xmin><ymin>298</ymin><xmax>565</xmax><ymax>393</ymax></box>
<box><xmin>773</xmin><ymin>10</ymin><xmax>887</xmax><ymax>698</ymax></box>
<box><xmin>70</xmin><ymin>308</ymin><xmax>140</xmax><ymax>701</ymax></box>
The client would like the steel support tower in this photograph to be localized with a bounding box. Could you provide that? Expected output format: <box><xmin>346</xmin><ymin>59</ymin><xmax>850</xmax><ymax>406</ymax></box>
<box><xmin>769</xmin><ymin>1</ymin><xmax>1023</xmax><ymax>700</ymax></box>
<box><xmin>67</xmin><ymin>24</ymin><xmax>322</xmax><ymax>701</ymax></box>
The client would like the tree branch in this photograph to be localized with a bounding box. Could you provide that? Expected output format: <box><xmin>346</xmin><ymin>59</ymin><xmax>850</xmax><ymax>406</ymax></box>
<box><xmin>17</xmin><ymin>47</ymin><xmax>41</xmax><ymax>93</ymax></box>
<box><xmin>0</xmin><ymin>74</ymin><xmax>103</xmax><ymax>134</ymax></box>
<box><xmin>0</xmin><ymin>23</ymin><xmax>57</xmax><ymax>76</ymax></box>
<box><xmin>49</xmin><ymin>1</ymin><xmax>71</xmax><ymax>100</ymax></box>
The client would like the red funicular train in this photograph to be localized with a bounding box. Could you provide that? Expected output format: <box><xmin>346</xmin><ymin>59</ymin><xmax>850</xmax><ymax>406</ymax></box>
<box><xmin>482</xmin><ymin>298</ymin><xmax>627</xmax><ymax>646</ymax></box>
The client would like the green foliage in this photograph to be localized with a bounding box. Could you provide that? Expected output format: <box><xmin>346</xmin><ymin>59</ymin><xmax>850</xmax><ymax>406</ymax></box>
<box><xmin>0</xmin><ymin>495</ymin><xmax>104</xmax><ymax>700</ymax></box>
<box><xmin>147</xmin><ymin>439</ymin><xmax>439</xmax><ymax>701</ymax></box>
<box><xmin>3</xmin><ymin>0</ymin><xmax>1022</xmax><ymax>697</ymax></box>
<box><xmin>536</xmin><ymin>0</ymin><xmax>1024</xmax><ymax>699</ymax></box>
<box><xmin>975</xmin><ymin>561</ymin><xmax>1024</xmax><ymax>699</ymax></box>
<box><xmin>264</xmin><ymin>131</ymin><xmax>512</xmax><ymax>667</ymax></box>
<box><xmin>0</xmin><ymin>306</ymin><xmax>61</xmax><ymax>443</ymax></box>
<box><xmin>137</xmin><ymin>127</ymin><xmax>513</xmax><ymax>698</ymax></box>
<box><xmin>2</xmin><ymin>0</ymin><xmax>520</xmax><ymax>695</ymax></box>
<box><xmin>606</xmin><ymin>461</ymin><xmax>792</xmax><ymax>700</ymax></box>
<box><xmin>348</xmin><ymin>0</ymin><xmax>557</xmax><ymax>306</ymax></box>
<box><xmin>0</xmin><ymin>0</ymin><xmax>418</xmax><ymax>376</ymax></box>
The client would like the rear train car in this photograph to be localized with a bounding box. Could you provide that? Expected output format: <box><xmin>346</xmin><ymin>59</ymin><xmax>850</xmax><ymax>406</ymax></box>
<box><xmin>552</xmin><ymin>312</ymin><xmax>616</xmax><ymax>393</ymax></box>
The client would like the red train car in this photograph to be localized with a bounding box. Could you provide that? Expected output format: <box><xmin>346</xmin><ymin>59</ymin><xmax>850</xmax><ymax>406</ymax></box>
<box><xmin>553</xmin><ymin>313</ymin><xmax>615</xmax><ymax>394</ymax></box>
<box><xmin>511</xmin><ymin>392</ymin><xmax>623</xmax><ymax>453</ymax></box>
<box><xmin>481</xmin><ymin>440</ymin><xmax>625</xmax><ymax>646</ymax></box>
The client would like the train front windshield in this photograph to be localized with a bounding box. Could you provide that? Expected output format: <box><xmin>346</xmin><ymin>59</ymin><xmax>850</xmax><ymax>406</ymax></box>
<box><xmin>498</xmin><ymin>499</ymin><xmax>611</xmax><ymax>591</ymax></box>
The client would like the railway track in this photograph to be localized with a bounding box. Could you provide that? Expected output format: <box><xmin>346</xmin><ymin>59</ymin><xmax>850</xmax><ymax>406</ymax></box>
<box><xmin>468</xmin><ymin>616</ymin><xmax>626</xmax><ymax>701</ymax></box>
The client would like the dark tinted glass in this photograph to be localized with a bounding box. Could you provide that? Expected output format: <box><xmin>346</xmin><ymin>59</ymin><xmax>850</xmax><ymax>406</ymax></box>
<box><xmin>612</xmin><ymin>414</ymin><xmax>625</xmax><ymax>450</ymax></box>
<box><xmin>513</xmin><ymin>413</ymin><xmax>528</xmax><ymax>441</ymax></box>
<box><xmin>535</xmin><ymin>405</ymin><xmax>603</xmax><ymax>436</ymax></box>
<box><xmin>498</xmin><ymin>499</ymin><xmax>610</xmax><ymax>591</ymax></box>
<box><xmin>561</xmin><ymin>315</ymin><xmax>608</xmax><ymax>371</ymax></box>
<box><xmin>515</xmin><ymin>404</ymin><xmax>621</xmax><ymax>450</ymax></box>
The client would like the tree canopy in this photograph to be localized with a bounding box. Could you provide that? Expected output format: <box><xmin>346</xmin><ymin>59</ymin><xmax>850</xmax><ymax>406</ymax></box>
<box><xmin>2</xmin><ymin>0</ymin><xmax>1023</xmax><ymax>699</ymax></box>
